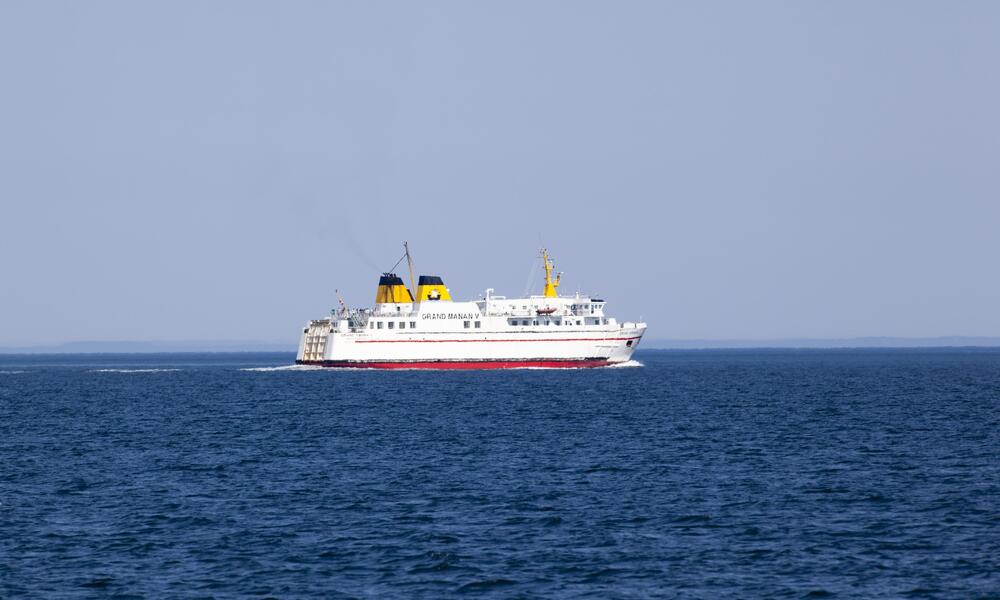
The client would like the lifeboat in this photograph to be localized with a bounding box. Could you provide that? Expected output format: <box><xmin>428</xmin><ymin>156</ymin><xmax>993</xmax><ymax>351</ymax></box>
<box><xmin>535</xmin><ymin>306</ymin><xmax>557</xmax><ymax>315</ymax></box>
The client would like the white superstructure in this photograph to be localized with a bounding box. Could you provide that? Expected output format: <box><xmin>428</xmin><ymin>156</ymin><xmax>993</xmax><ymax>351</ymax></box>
<box><xmin>296</xmin><ymin>246</ymin><xmax>646</xmax><ymax>369</ymax></box>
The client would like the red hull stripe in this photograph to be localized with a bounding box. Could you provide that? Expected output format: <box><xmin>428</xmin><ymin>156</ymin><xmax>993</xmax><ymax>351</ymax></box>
<box><xmin>296</xmin><ymin>359</ymin><xmax>612</xmax><ymax>370</ymax></box>
<box><xmin>356</xmin><ymin>336</ymin><xmax>642</xmax><ymax>344</ymax></box>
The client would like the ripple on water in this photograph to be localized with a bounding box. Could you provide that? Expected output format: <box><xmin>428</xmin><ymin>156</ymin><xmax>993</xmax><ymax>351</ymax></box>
<box><xmin>0</xmin><ymin>349</ymin><xmax>998</xmax><ymax>597</ymax></box>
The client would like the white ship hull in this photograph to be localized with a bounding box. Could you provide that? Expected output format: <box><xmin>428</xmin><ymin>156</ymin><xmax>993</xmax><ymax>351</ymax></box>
<box><xmin>295</xmin><ymin>248</ymin><xmax>647</xmax><ymax>370</ymax></box>
<box><xmin>297</xmin><ymin>302</ymin><xmax>645</xmax><ymax>369</ymax></box>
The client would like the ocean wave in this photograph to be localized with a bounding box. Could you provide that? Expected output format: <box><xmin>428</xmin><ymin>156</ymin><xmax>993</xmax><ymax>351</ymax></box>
<box><xmin>605</xmin><ymin>360</ymin><xmax>644</xmax><ymax>368</ymax></box>
<box><xmin>0</xmin><ymin>370</ymin><xmax>27</xmax><ymax>374</ymax></box>
<box><xmin>90</xmin><ymin>368</ymin><xmax>182</xmax><ymax>373</ymax></box>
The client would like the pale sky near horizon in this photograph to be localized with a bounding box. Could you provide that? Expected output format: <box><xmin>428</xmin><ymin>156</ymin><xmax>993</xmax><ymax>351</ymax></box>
<box><xmin>1</xmin><ymin>1</ymin><xmax>998</xmax><ymax>346</ymax></box>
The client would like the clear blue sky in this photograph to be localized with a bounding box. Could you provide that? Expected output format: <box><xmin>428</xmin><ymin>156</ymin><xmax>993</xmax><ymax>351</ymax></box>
<box><xmin>1</xmin><ymin>1</ymin><xmax>998</xmax><ymax>346</ymax></box>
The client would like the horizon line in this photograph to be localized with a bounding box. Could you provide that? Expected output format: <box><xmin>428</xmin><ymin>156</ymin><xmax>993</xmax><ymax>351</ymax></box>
<box><xmin>2</xmin><ymin>335</ymin><xmax>1000</xmax><ymax>354</ymax></box>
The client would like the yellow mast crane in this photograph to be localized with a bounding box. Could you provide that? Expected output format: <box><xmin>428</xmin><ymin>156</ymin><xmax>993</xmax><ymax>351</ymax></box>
<box><xmin>541</xmin><ymin>248</ymin><xmax>561</xmax><ymax>298</ymax></box>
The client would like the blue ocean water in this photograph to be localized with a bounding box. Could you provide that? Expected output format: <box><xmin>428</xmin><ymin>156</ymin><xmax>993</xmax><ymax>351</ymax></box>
<box><xmin>1</xmin><ymin>349</ymin><xmax>998</xmax><ymax>599</ymax></box>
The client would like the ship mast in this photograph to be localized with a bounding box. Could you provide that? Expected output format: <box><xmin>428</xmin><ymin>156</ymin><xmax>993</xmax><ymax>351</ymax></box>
<box><xmin>541</xmin><ymin>248</ymin><xmax>561</xmax><ymax>298</ymax></box>
<box><xmin>335</xmin><ymin>289</ymin><xmax>348</xmax><ymax>316</ymax></box>
<box><xmin>404</xmin><ymin>241</ymin><xmax>418</xmax><ymax>304</ymax></box>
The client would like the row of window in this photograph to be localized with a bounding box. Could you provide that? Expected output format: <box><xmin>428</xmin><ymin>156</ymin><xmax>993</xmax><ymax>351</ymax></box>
<box><xmin>370</xmin><ymin>321</ymin><xmax>418</xmax><ymax>329</ymax></box>
<box><xmin>365</xmin><ymin>318</ymin><xmax>606</xmax><ymax>330</ymax></box>
<box><xmin>507</xmin><ymin>318</ymin><xmax>606</xmax><ymax>326</ymax></box>
<box><xmin>368</xmin><ymin>321</ymin><xmax>486</xmax><ymax>330</ymax></box>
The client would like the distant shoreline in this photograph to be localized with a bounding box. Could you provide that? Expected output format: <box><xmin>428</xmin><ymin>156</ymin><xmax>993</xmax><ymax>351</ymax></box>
<box><xmin>642</xmin><ymin>336</ymin><xmax>1000</xmax><ymax>350</ymax></box>
<box><xmin>2</xmin><ymin>337</ymin><xmax>999</xmax><ymax>354</ymax></box>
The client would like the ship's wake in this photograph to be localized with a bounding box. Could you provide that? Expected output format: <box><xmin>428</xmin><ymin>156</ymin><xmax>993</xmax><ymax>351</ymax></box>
<box><xmin>90</xmin><ymin>368</ymin><xmax>182</xmax><ymax>373</ymax></box>
<box><xmin>239</xmin><ymin>365</ymin><xmax>327</xmax><ymax>372</ymax></box>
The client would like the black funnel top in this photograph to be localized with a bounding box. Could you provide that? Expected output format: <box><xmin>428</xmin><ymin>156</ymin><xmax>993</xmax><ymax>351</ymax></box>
<box><xmin>379</xmin><ymin>273</ymin><xmax>406</xmax><ymax>286</ymax></box>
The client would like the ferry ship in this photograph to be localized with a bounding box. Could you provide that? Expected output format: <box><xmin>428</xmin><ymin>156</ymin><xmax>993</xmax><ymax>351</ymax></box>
<box><xmin>295</xmin><ymin>244</ymin><xmax>647</xmax><ymax>369</ymax></box>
